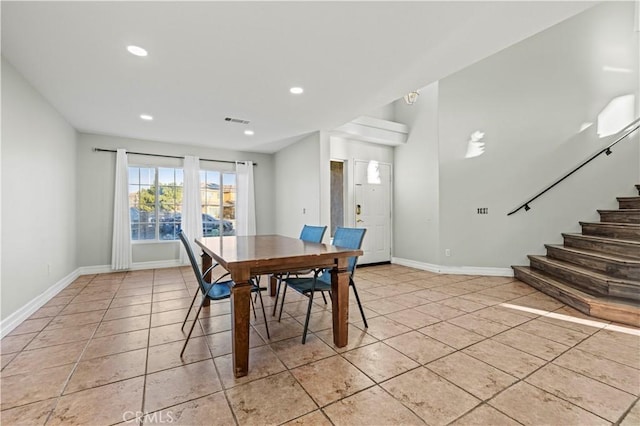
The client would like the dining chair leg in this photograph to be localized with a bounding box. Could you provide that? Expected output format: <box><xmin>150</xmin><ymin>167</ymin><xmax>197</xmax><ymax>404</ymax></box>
<box><xmin>253</xmin><ymin>275</ymin><xmax>260</xmax><ymax>303</ymax></box>
<box><xmin>272</xmin><ymin>275</ymin><xmax>282</xmax><ymax>317</ymax></box>
<box><xmin>321</xmin><ymin>291</ymin><xmax>328</xmax><ymax>305</ymax></box>
<box><xmin>256</xmin><ymin>288</ymin><xmax>270</xmax><ymax>339</ymax></box>
<box><xmin>181</xmin><ymin>296</ymin><xmax>206</xmax><ymax>357</ymax></box>
<box><xmin>301</xmin><ymin>291</ymin><xmax>315</xmax><ymax>344</ymax></box>
<box><xmin>250</xmin><ymin>291</ymin><xmax>257</xmax><ymax>320</ymax></box>
<box><xmin>278</xmin><ymin>282</ymin><xmax>288</xmax><ymax>321</ymax></box>
<box><xmin>350</xmin><ymin>280</ymin><xmax>368</xmax><ymax>328</ymax></box>
<box><xmin>181</xmin><ymin>290</ymin><xmax>200</xmax><ymax>331</ymax></box>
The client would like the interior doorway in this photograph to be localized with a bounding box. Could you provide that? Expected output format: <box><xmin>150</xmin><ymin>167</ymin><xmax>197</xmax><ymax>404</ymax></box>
<box><xmin>354</xmin><ymin>160</ymin><xmax>392</xmax><ymax>264</ymax></box>
<box><xmin>330</xmin><ymin>160</ymin><xmax>345</xmax><ymax>238</ymax></box>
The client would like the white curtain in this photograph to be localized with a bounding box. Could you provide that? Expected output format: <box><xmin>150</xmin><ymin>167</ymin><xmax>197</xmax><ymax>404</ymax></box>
<box><xmin>181</xmin><ymin>156</ymin><xmax>203</xmax><ymax>263</ymax></box>
<box><xmin>111</xmin><ymin>149</ymin><xmax>132</xmax><ymax>270</ymax></box>
<box><xmin>236</xmin><ymin>161</ymin><xmax>256</xmax><ymax>236</ymax></box>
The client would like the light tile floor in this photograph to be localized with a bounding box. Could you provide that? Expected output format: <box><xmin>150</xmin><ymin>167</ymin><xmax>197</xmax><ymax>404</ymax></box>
<box><xmin>1</xmin><ymin>265</ymin><xmax>639</xmax><ymax>425</ymax></box>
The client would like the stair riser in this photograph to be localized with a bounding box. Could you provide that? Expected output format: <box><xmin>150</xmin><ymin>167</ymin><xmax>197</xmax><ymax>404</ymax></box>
<box><xmin>514</xmin><ymin>187</ymin><xmax>640</xmax><ymax>327</ymax></box>
<box><xmin>529</xmin><ymin>256</ymin><xmax>640</xmax><ymax>302</ymax></box>
<box><xmin>590</xmin><ymin>302</ymin><xmax>640</xmax><ymax>327</ymax></box>
<box><xmin>599</xmin><ymin>211</ymin><xmax>640</xmax><ymax>224</ymax></box>
<box><xmin>514</xmin><ymin>267</ymin><xmax>640</xmax><ymax>327</ymax></box>
<box><xmin>610</xmin><ymin>282</ymin><xmax>640</xmax><ymax>301</ymax></box>
<box><xmin>581</xmin><ymin>223</ymin><xmax>640</xmax><ymax>241</ymax></box>
<box><xmin>513</xmin><ymin>268</ymin><xmax>591</xmax><ymax>314</ymax></box>
<box><xmin>529</xmin><ymin>256</ymin><xmax>609</xmax><ymax>296</ymax></box>
<box><xmin>563</xmin><ymin>235</ymin><xmax>640</xmax><ymax>260</ymax></box>
<box><xmin>546</xmin><ymin>246</ymin><xmax>640</xmax><ymax>280</ymax></box>
<box><xmin>618</xmin><ymin>199</ymin><xmax>640</xmax><ymax>209</ymax></box>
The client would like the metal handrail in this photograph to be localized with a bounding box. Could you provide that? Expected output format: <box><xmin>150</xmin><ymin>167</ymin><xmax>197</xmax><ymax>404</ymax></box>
<box><xmin>507</xmin><ymin>117</ymin><xmax>640</xmax><ymax>216</ymax></box>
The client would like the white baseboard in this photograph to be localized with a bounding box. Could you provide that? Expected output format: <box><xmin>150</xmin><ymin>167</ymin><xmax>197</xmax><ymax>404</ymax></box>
<box><xmin>0</xmin><ymin>268</ymin><xmax>80</xmax><ymax>338</ymax></box>
<box><xmin>1</xmin><ymin>259</ymin><xmax>186</xmax><ymax>338</ymax></box>
<box><xmin>77</xmin><ymin>264</ymin><xmax>113</xmax><ymax>275</ymax></box>
<box><xmin>391</xmin><ymin>257</ymin><xmax>514</xmax><ymax>277</ymax></box>
<box><xmin>78</xmin><ymin>259</ymin><xmax>185</xmax><ymax>275</ymax></box>
<box><xmin>131</xmin><ymin>259</ymin><xmax>186</xmax><ymax>270</ymax></box>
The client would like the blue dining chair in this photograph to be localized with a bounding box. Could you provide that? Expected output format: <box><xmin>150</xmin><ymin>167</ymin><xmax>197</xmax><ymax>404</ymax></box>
<box><xmin>279</xmin><ymin>227</ymin><xmax>367</xmax><ymax>344</ymax></box>
<box><xmin>272</xmin><ymin>225</ymin><xmax>327</xmax><ymax>317</ymax></box>
<box><xmin>178</xmin><ymin>231</ymin><xmax>269</xmax><ymax>356</ymax></box>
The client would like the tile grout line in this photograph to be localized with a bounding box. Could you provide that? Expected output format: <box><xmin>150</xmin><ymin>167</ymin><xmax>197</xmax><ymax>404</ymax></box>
<box><xmin>379</xmin><ymin>277</ymin><xmax>607</xmax><ymax>425</ymax></box>
<box><xmin>221</xmin><ymin>276</ymin><xmax>520</xmax><ymax>423</ymax></box>
<box><xmin>455</xmin><ymin>315</ymin><xmax>619</xmax><ymax>425</ymax></box>
<box><xmin>41</xmin><ymin>273</ymin><xmax>117</xmax><ymax>425</ymax></box>
<box><xmin>1</xmin><ymin>276</ymin><xmax>98</xmax><ymax>413</ymax></box>
<box><xmin>616</xmin><ymin>395</ymin><xmax>640</xmax><ymax>424</ymax></box>
<box><xmin>136</xmin><ymin>268</ymin><xmax>158</xmax><ymax>426</ymax></box>
<box><xmin>40</xmin><ymin>272</ymin><xmax>151</xmax><ymax>423</ymax></box>
<box><xmin>140</xmin><ymin>268</ymin><xmax>233</xmax><ymax>421</ymax></box>
<box><xmin>4</xmin><ymin>266</ymin><xmax>637</xmax><ymax>425</ymax></box>
<box><xmin>354</xmin><ymin>282</ymin><xmax>566</xmax><ymax>425</ymax></box>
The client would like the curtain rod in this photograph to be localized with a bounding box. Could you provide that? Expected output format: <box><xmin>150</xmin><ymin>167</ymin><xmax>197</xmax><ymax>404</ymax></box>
<box><xmin>93</xmin><ymin>148</ymin><xmax>257</xmax><ymax>166</ymax></box>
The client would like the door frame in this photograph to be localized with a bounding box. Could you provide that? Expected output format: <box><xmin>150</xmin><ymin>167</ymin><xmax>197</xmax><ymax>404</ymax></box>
<box><xmin>352</xmin><ymin>158</ymin><xmax>393</xmax><ymax>264</ymax></box>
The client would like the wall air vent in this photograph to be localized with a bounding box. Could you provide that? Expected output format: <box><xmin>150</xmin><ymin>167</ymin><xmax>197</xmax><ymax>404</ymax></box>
<box><xmin>224</xmin><ymin>117</ymin><xmax>251</xmax><ymax>125</ymax></box>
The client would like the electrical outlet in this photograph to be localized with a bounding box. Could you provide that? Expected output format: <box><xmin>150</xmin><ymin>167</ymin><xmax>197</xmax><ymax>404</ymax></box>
<box><xmin>477</xmin><ymin>207</ymin><xmax>489</xmax><ymax>214</ymax></box>
<box><xmin>445</xmin><ymin>249</ymin><xmax>451</xmax><ymax>257</ymax></box>
<box><xmin>302</xmin><ymin>208</ymin><xmax>306</xmax><ymax>214</ymax></box>
<box><xmin>47</xmin><ymin>263</ymin><xmax>51</xmax><ymax>276</ymax></box>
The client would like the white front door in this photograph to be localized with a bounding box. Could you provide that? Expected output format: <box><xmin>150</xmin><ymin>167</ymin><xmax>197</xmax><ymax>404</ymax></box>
<box><xmin>354</xmin><ymin>160</ymin><xmax>391</xmax><ymax>264</ymax></box>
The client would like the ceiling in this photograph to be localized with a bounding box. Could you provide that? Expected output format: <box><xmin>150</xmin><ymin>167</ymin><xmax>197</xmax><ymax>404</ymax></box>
<box><xmin>1</xmin><ymin>1</ymin><xmax>597</xmax><ymax>153</ymax></box>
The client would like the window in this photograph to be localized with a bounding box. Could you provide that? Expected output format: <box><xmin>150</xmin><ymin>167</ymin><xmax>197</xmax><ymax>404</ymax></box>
<box><xmin>129</xmin><ymin>166</ymin><xmax>183</xmax><ymax>241</ymax></box>
<box><xmin>200</xmin><ymin>170</ymin><xmax>236</xmax><ymax>236</ymax></box>
<box><xmin>128</xmin><ymin>166</ymin><xmax>236</xmax><ymax>241</ymax></box>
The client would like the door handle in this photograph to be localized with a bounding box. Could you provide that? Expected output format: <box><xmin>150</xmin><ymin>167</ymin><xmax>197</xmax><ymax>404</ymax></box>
<box><xmin>356</xmin><ymin>219</ymin><xmax>364</xmax><ymax>223</ymax></box>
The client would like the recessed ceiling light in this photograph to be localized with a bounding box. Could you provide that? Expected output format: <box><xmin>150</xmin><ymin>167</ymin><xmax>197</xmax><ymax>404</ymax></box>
<box><xmin>127</xmin><ymin>45</ymin><xmax>148</xmax><ymax>57</ymax></box>
<box><xmin>244</xmin><ymin>130</ymin><xmax>255</xmax><ymax>136</ymax></box>
<box><xmin>289</xmin><ymin>87</ymin><xmax>304</xmax><ymax>95</ymax></box>
<box><xmin>140</xmin><ymin>114</ymin><xmax>153</xmax><ymax>121</ymax></box>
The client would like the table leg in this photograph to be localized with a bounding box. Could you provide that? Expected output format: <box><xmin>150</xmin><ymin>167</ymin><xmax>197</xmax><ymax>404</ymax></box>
<box><xmin>200</xmin><ymin>252</ymin><xmax>212</xmax><ymax>307</ymax></box>
<box><xmin>269</xmin><ymin>275</ymin><xmax>277</xmax><ymax>297</ymax></box>
<box><xmin>330</xmin><ymin>259</ymin><xmax>350</xmax><ymax>347</ymax></box>
<box><xmin>230</xmin><ymin>274</ymin><xmax>252</xmax><ymax>377</ymax></box>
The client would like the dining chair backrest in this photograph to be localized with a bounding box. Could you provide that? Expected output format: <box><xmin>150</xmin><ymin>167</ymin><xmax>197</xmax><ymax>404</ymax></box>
<box><xmin>331</xmin><ymin>227</ymin><xmax>367</xmax><ymax>274</ymax></box>
<box><xmin>299</xmin><ymin>225</ymin><xmax>327</xmax><ymax>243</ymax></box>
<box><xmin>178</xmin><ymin>231</ymin><xmax>208</xmax><ymax>295</ymax></box>
<box><xmin>178</xmin><ymin>231</ymin><xmax>233</xmax><ymax>357</ymax></box>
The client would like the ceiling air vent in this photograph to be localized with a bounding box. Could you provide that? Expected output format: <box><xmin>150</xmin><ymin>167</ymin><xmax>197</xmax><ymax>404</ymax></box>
<box><xmin>224</xmin><ymin>117</ymin><xmax>250</xmax><ymax>125</ymax></box>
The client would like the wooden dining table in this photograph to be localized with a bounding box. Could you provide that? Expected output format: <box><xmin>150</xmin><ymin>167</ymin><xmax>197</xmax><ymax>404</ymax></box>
<box><xmin>195</xmin><ymin>234</ymin><xmax>362</xmax><ymax>378</ymax></box>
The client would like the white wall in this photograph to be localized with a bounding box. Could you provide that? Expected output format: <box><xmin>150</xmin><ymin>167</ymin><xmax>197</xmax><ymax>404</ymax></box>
<box><xmin>319</xmin><ymin>131</ymin><xmax>332</xmax><ymax>240</ymax></box>
<box><xmin>273</xmin><ymin>132</ymin><xmax>321</xmax><ymax>238</ymax></box>
<box><xmin>393</xmin><ymin>82</ymin><xmax>440</xmax><ymax>264</ymax></box>
<box><xmin>436</xmin><ymin>1</ymin><xmax>639</xmax><ymax>268</ymax></box>
<box><xmin>76</xmin><ymin>133</ymin><xmax>275</xmax><ymax>267</ymax></box>
<box><xmin>1</xmin><ymin>57</ymin><xmax>78</xmax><ymax>321</ymax></box>
<box><xmin>365</xmin><ymin>103</ymin><xmax>396</xmax><ymax>121</ymax></box>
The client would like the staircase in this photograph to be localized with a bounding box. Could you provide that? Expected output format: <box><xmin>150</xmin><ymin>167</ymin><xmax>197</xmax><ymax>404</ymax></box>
<box><xmin>513</xmin><ymin>186</ymin><xmax>640</xmax><ymax>327</ymax></box>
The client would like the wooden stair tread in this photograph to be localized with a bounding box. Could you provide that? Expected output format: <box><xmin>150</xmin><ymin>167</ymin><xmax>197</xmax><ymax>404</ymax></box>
<box><xmin>598</xmin><ymin>209</ymin><xmax>640</xmax><ymax>213</ymax></box>
<box><xmin>513</xmin><ymin>266</ymin><xmax>639</xmax><ymax>309</ymax></box>
<box><xmin>515</xmin><ymin>186</ymin><xmax>640</xmax><ymax>326</ymax></box>
<box><xmin>562</xmin><ymin>232</ymin><xmax>640</xmax><ymax>246</ymax></box>
<box><xmin>580</xmin><ymin>221</ymin><xmax>640</xmax><ymax>229</ymax></box>
<box><xmin>545</xmin><ymin>244</ymin><xmax>640</xmax><ymax>264</ymax></box>
<box><xmin>528</xmin><ymin>255</ymin><xmax>639</xmax><ymax>286</ymax></box>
